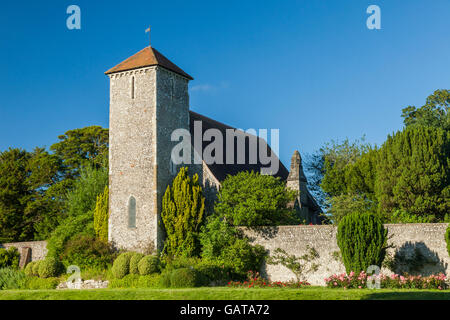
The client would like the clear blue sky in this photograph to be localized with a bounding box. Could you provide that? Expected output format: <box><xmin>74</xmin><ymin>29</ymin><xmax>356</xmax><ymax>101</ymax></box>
<box><xmin>1</xmin><ymin>1</ymin><xmax>449</xmax><ymax>167</ymax></box>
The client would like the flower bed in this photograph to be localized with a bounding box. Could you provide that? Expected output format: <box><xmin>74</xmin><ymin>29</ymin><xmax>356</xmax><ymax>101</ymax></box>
<box><xmin>227</xmin><ymin>271</ymin><xmax>310</xmax><ymax>288</ymax></box>
<box><xmin>325</xmin><ymin>271</ymin><xmax>448</xmax><ymax>290</ymax></box>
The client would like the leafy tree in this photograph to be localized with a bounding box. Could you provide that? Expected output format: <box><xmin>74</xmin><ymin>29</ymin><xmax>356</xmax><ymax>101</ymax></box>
<box><xmin>215</xmin><ymin>171</ymin><xmax>298</xmax><ymax>226</ymax></box>
<box><xmin>161</xmin><ymin>167</ymin><xmax>205</xmax><ymax>258</ymax></box>
<box><xmin>327</xmin><ymin>193</ymin><xmax>377</xmax><ymax>224</ymax></box>
<box><xmin>0</xmin><ymin>148</ymin><xmax>32</xmax><ymax>242</ymax></box>
<box><xmin>60</xmin><ymin>234</ymin><xmax>115</xmax><ymax>269</ymax></box>
<box><xmin>199</xmin><ymin>215</ymin><xmax>266</xmax><ymax>276</ymax></box>
<box><xmin>25</xmin><ymin>148</ymin><xmax>64</xmax><ymax>240</ymax></box>
<box><xmin>337</xmin><ymin>212</ymin><xmax>388</xmax><ymax>273</ymax></box>
<box><xmin>0</xmin><ymin>247</ymin><xmax>20</xmax><ymax>269</ymax></box>
<box><xmin>402</xmin><ymin>89</ymin><xmax>449</xmax><ymax>131</ymax></box>
<box><xmin>376</xmin><ymin>126</ymin><xmax>450</xmax><ymax>221</ymax></box>
<box><xmin>93</xmin><ymin>186</ymin><xmax>109</xmax><ymax>242</ymax></box>
<box><xmin>40</xmin><ymin>126</ymin><xmax>109</xmax><ymax>238</ymax></box>
<box><xmin>46</xmin><ymin>165</ymin><xmax>108</xmax><ymax>259</ymax></box>
<box><xmin>320</xmin><ymin>137</ymin><xmax>374</xmax><ymax>198</ymax></box>
<box><xmin>0</xmin><ymin>126</ymin><xmax>109</xmax><ymax>242</ymax></box>
<box><xmin>0</xmin><ymin>147</ymin><xmax>62</xmax><ymax>241</ymax></box>
<box><xmin>50</xmin><ymin>126</ymin><xmax>109</xmax><ymax>180</ymax></box>
<box><xmin>303</xmin><ymin>151</ymin><xmax>326</xmax><ymax>209</ymax></box>
<box><xmin>307</xmin><ymin>138</ymin><xmax>376</xmax><ymax>223</ymax></box>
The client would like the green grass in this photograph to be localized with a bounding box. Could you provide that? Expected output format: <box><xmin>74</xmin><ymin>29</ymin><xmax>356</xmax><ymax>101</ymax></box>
<box><xmin>0</xmin><ymin>287</ymin><xmax>449</xmax><ymax>300</ymax></box>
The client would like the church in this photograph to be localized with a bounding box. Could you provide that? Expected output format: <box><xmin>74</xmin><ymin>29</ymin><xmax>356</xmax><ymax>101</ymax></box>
<box><xmin>105</xmin><ymin>45</ymin><xmax>322</xmax><ymax>252</ymax></box>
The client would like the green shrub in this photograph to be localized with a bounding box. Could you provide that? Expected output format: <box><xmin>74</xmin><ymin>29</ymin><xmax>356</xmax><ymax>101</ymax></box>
<box><xmin>93</xmin><ymin>185</ymin><xmax>109</xmax><ymax>242</ymax></box>
<box><xmin>158</xmin><ymin>256</ymin><xmax>235</xmax><ymax>285</ymax></box>
<box><xmin>38</xmin><ymin>258</ymin><xmax>61</xmax><ymax>278</ymax></box>
<box><xmin>0</xmin><ymin>268</ymin><xmax>26</xmax><ymax>290</ymax></box>
<box><xmin>24</xmin><ymin>262</ymin><xmax>35</xmax><ymax>277</ymax></box>
<box><xmin>80</xmin><ymin>267</ymin><xmax>109</xmax><ymax>281</ymax></box>
<box><xmin>60</xmin><ymin>234</ymin><xmax>116</xmax><ymax>269</ymax></box>
<box><xmin>337</xmin><ymin>212</ymin><xmax>388</xmax><ymax>273</ymax></box>
<box><xmin>376</xmin><ymin>126</ymin><xmax>450</xmax><ymax>221</ymax></box>
<box><xmin>214</xmin><ymin>171</ymin><xmax>299</xmax><ymax>226</ymax></box>
<box><xmin>169</xmin><ymin>267</ymin><xmax>199</xmax><ymax>288</ymax></box>
<box><xmin>46</xmin><ymin>165</ymin><xmax>108</xmax><ymax>260</ymax></box>
<box><xmin>159</xmin><ymin>270</ymin><xmax>172</xmax><ymax>288</ymax></box>
<box><xmin>161</xmin><ymin>167</ymin><xmax>205</xmax><ymax>257</ymax></box>
<box><xmin>138</xmin><ymin>274</ymin><xmax>162</xmax><ymax>288</ymax></box>
<box><xmin>389</xmin><ymin>210</ymin><xmax>435</xmax><ymax>223</ymax></box>
<box><xmin>108</xmin><ymin>274</ymin><xmax>140</xmax><ymax>288</ymax></box>
<box><xmin>22</xmin><ymin>277</ymin><xmax>59</xmax><ymax>290</ymax></box>
<box><xmin>108</xmin><ymin>274</ymin><xmax>162</xmax><ymax>289</ymax></box>
<box><xmin>0</xmin><ymin>247</ymin><xmax>20</xmax><ymax>269</ymax></box>
<box><xmin>160</xmin><ymin>255</ymin><xmax>199</xmax><ymax>271</ymax></box>
<box><xmin>32</xmin><ymin>260</ymin><xmax>42</xmax><ymax>276</ymax></box>
<box><xmin>194</xmin><ymin>260</ymin><xmax>236</xmax><ymax>286</ymax></box>
<box><xmin>129</xmin><ymin>253</ymin><xmax>145</xmax><ymax>275</ymax></box>
<box><xmin>446</xmin><ymin>224</ymin><xmax>450</xmax><ymax>257</ymax></box>
<box><xmin>199</xmin><ymin>215</ymin><xmax>266</xmax><ymax>276</ymax></box>
<box><xmin>138</xmin><ymin>255</ymin><xmax>160</xmax><ymax>275</ymax></box>
<box><xmin>111</xmin><ymin>252</ymin><xmax>135</xmax><ymax>279</ymax></box>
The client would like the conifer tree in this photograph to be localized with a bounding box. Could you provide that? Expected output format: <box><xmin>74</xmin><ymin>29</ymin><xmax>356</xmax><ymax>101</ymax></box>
<box><xmin>376</xmin><ymin>126</ymin><xmax>450</xmax><ymax>221</ymax></box>
<box><xmin>93</xmin><ymin>185</ymin><xmax>109</xmax><ymax>242</ymax></box>
<box><xmin>337</xmin><ymin>212</ymin><xmax>387</xmax><ymax>273</ymax></box>
<box><xmin>161</xmin><ymin>167</ymin><xmax>205</xmax><ymax>257</ymax></box>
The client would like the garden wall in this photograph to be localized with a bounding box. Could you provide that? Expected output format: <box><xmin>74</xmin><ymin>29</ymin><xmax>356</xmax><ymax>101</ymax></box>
<box><xmin>243</xmin><ymin>223</ymin><xmax>449</xmax><ymax>286</ymax></box>
<box><xmin>0</xmin><ymin>241</ymin><xmax>48</xmax><ymax>262</ymax></box>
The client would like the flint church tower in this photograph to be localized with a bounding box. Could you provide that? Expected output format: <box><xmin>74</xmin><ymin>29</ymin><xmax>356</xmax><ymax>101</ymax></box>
<box><xmin>106</xmin><ymin>46</ymin><xmax>193</xmax><ymax>252</ymax></box>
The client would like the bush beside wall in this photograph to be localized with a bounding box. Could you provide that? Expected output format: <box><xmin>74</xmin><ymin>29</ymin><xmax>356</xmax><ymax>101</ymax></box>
<box><xmin>0</xmin><ymin>247</ymin><xmax>20</xmax><ymax>269</ymax></box>
<box><xmin>337</xmin><ymin>212</ymin><xmax>387</xmax><ymax>273</ymax></box>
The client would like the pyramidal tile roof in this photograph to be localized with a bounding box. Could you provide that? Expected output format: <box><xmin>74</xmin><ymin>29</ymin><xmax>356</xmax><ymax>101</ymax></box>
<box><xmin>105</xmin><ymin>46</ymin><xmax>193</xmax><ymax>80</ymax></box>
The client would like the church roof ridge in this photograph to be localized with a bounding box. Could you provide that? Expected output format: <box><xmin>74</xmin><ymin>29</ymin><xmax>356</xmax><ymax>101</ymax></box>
<box><xmin>105</xmin><ymin>46</ymin><xmax>193</xmax><ymax>80</ymax></box>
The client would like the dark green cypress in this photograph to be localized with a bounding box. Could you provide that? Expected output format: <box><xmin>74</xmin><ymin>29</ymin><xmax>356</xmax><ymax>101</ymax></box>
<box><xmin>337</xmin><ymin>212</ymin><xmax>388</xmax><ymax>273</ymax></box>
<box><xmin>161</xmin><ymin>167</ymin><xmax>205</xmax><ymax>258</ymax></box>
<box><xmin>375</xmin><ymin>126</ymin><xmax>450</xmax><ymax>221</ymax></box>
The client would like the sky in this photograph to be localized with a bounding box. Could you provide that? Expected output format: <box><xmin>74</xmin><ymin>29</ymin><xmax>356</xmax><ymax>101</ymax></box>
<box><xmin>1</xmin><ymin>0</ymin><xmax>449</xmax><ymax>167</ymax></box>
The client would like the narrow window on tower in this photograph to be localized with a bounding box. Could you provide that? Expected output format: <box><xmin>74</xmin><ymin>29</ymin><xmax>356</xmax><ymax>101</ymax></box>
<box><xmin>131</xmin><ymin>76</ymin><xmax>135</xmax><ymax>99</ymax></box>
<box><xmin>128</xmin><ymin>196</ymin><xmax>136</xmax><ymax>228</ymax></box>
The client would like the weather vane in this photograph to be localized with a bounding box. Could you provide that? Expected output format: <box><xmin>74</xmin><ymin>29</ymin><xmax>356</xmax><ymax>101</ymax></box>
<box><xmin>145</xmin><ymin>26</ymin><xmax>151</xmax><ymax>46</ymax></box>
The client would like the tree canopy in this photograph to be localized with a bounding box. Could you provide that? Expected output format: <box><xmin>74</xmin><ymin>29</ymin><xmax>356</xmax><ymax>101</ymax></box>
<box><xmin>401</xmin><ymin>89</ymin><xmax>449</xmax><ymax>131</ymax></box>
<box><xmin>214</xmin><ymin>171</ymin><xmax>299</xmax><ymax>226</ymax></box>
<box><xmin>310</xmin><ymin>90</ymin><xmax>450</xmax><ymax>224</ymax></box>
<box><xmin>0</xmin><ymin>126</ymin><xmax>108</xmax><ymax>242</ymax></box>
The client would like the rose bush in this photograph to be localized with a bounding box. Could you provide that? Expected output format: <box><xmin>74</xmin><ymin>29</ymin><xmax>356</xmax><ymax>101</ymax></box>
<box><xmin>325</xmin><ymin>271</ymin><xmax>448</xmax><ymax>290</ymax></box>
<box><xmin>227</xmin><ymin>271</ymin><xmax>310</xmax><ymax>289</ymax></box>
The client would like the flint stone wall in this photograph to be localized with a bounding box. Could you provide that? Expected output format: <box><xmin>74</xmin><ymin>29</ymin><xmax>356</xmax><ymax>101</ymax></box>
<box><xmin>0</xmin><ymin>241</ymin><xmax>48</xmax><ymax>262</ymax></box>
<box><xmin>243</xmin><ymin>223</ymin><xmax>449</xmax><ymax>286</ymax></box>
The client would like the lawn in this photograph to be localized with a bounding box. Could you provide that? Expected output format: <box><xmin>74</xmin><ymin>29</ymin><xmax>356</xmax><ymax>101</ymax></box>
<box><xmin>0</xmin><ymin>287</ymin><xmax>449</xmax><ymax>300</ymax></box>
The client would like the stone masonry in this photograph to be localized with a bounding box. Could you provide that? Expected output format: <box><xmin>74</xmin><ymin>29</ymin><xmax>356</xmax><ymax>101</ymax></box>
<box><xmin>243</xmin><ymin>223</ymin><xmax>450</xmax><ymax>285</ymax></box>
<box><xmin>108</xmin><ymin>65</ymin><xmax>191</xmax><ymax>253</ymax></box>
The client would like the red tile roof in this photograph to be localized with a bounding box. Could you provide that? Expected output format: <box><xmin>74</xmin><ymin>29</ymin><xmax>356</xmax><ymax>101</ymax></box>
<box><xmin>105</xmin><ymin>46</ymin><xmax>193</xmax><ymax>80</ymax></box>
